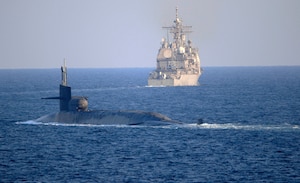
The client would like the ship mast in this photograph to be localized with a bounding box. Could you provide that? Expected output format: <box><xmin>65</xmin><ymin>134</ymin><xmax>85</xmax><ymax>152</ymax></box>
<box><xmin>162</xmin><ymin>7</ymin><xmax>192</xmax><ymax>49</ymax></box>
<box><xmin>61</xmin><ymin>59</ymin><xmax>67</xmax><ymax>86</ymax></box>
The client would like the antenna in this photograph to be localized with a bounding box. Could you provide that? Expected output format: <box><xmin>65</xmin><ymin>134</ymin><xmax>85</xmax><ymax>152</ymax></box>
<box><xmin>176</xmin><ymin>6</ymin><xmax>178</xmax><ymax>20</ymax></box>
<box><xmin>166</xmin><ymin>29</ymin><xmax>169</xmax><ymax>43</ymax></box>
<box><xmin>61</xmin><ymin>58</ymin><xmax>67</xmax><ymax>86</ymax></box>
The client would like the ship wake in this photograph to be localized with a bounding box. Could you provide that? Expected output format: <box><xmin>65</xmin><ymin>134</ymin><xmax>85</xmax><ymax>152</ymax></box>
<box><xmin>184</xmin><ymin>122</ymin><xmax>300</xmax><ymax>131</ymax></box>
<box><xmin>16</xmin><ymin>121</ymin><xmax>299</xmax><ymax>131</ymax></box>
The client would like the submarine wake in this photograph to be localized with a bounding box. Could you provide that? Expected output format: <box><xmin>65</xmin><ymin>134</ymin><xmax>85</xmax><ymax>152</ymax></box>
<box><xmin>17</xmin><ymin>120</ymin><xmax>299</xmax><ymax>131</ymax></box>
<box><xmin>183</xmin><ymin>122</ymin><xmax>300</xmax><ymax>131</ymax></box>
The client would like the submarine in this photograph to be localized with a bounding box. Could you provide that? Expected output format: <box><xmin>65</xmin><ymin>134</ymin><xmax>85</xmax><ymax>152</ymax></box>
<box><xmin>36</xmin><ymin>62</ymin><xmax>182</xmax><ymax>126</ymax></box>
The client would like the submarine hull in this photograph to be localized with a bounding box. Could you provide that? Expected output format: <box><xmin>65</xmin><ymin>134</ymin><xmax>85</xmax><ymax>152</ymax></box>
<box><xmin>39</xmin><ymin>63</ymin><xmax>183</xmax><ymax>126</ymax></box>
<box><xmin>36</xmin><ymin>110</ymin><xmax>182</xmax><ymax>126</ymax></box>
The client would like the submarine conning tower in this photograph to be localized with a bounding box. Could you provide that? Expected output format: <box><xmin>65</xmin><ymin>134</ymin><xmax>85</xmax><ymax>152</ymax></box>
<box><xmin>59</xmin><ymin>62</ymin><xmax>71</xmax><ymax>111</ymax></box>
<box><xmin>43</xmin><ymin>61</ymin><xmax>88</xmax><ymax>112</ymax></box>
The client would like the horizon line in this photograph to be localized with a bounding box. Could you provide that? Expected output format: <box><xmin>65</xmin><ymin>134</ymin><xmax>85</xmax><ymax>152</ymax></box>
<box><xmin>1</xmin><ymin>65</ymin><xmax>300</xmax><ymax>70</ymax></box>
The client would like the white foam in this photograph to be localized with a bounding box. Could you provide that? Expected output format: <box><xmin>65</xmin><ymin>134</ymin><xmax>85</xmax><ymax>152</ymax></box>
<box><xmin>145</xmin><ymin>85</ymin><xmax>167</xmax><ymax>88</ymax></box>
<box><xmin>16</xmin><ymin>120</ymin><xmax>299</xmax><ymax>131</ymax></box>
<box><xmin>16</xmin><ymin>120</ymin><xmax>43</xmax><ymax>125</ymax></box>
<box><xmin>16</xmin><ymin>120</ymin><xmax>145</xmax><ymax>128</ymax></box>
<box><xmin>182</xmin><ymin>122</ymin><xmax>300</xmax><ymax>131</ymax></box>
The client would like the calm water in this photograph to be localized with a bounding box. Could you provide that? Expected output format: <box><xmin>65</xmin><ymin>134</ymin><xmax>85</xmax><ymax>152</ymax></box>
<box><xmin>1</xmin><ymin>67</ymin><xmax>300</xmax><ymax>182</ymax></box>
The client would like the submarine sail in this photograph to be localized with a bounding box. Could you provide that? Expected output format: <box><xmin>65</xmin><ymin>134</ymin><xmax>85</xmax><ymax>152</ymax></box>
<box><xmin>42</xmin><ymin>60</ymin><xmax>88</xmax><ymax>112</ymax></box>
<box><xmin>59</xmin><ymin>61</ymin><xmax>71</xmax><ymax>111</ymax></box>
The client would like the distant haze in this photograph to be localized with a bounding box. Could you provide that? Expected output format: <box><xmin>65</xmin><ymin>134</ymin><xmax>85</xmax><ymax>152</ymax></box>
<box><xmin>0</xmin><ymin>0</ymin><xmax>299</xmax><ymax>68</ymax></box>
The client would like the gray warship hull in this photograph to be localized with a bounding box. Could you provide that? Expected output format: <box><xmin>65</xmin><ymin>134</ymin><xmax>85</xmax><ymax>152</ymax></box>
<box><xmin>148</xmin><ymin>7</ymin><xmax>202</xmax><ymax>86</ymax></box>
<box><xmin>148</xmin><ymin>73</ymin><xmax>200</xmax><ymax>86</ymax></box>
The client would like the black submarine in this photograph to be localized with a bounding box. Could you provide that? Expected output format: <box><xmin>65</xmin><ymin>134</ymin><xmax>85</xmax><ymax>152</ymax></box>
<box><xmin>36</xmin><ymin>63</ymin><xmax>182</xmax><ymax>126</ymax></box>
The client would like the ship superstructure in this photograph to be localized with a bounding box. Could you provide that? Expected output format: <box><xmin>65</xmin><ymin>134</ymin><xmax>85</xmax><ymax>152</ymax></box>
<box><xmin>148</xmin><ymin>7</ymin><xmax>201</xmax><ymax>86</ymax></box>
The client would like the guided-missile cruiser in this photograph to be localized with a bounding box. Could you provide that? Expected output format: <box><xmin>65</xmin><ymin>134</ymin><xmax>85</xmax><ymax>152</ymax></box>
<box><xmin>148</xmin><ymin>7</ymin><xmax>202</xmax><ymax>86</ymax></box>
<box><xmin>36</xmin><ymin>62</ymin><xmax>181</xmax><ymax>126</ymax></box>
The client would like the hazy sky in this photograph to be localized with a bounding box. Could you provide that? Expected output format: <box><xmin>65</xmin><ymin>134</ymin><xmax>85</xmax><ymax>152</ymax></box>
<box><xmin>0</xmin><ymin>0</ymin><xmax>299</xmax><ymax>68</ymax></box>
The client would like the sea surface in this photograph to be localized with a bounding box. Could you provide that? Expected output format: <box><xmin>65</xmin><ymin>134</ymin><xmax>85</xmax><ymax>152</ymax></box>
<box><xmin>1</xmin><ymin>66</ymin><xmax>300</xmax><ymax>182</ymax></box>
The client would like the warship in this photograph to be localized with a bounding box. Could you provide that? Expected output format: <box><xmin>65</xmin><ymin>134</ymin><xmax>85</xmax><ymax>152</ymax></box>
<box><xmin>36</xmin><ymin>62</ymin><xmax>182</xmax><ymax>126</ymax></box>
<box><xmin>148</xmin><ymin>8</ymin><xmax>202</xmax><ymax>86</ymax></box>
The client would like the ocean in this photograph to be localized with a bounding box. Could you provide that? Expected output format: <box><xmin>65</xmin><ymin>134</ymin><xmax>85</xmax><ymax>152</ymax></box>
<box><xmin>1</xmin><ymin>66</ymin><xmax>300</xmax><ymax>182</ymax></box>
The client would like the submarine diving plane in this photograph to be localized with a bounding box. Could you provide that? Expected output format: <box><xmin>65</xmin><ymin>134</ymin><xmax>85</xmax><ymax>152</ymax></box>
<box><xmin>36</xmin><ymin>63</ymin><xmax>181</xmax><ymax>126</ymax></box>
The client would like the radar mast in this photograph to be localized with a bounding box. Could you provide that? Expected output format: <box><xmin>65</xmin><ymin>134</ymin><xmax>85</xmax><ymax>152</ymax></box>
<box><xmin>61</xmin><ymin>59</ymin><xmax>67</xmax><ymax>86</ymax></box>
<box><xmin>162</xmin><ymin>7</ymin><xmax>192</xmax><ymax>49</ymax></box>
